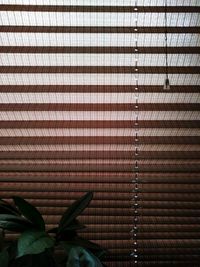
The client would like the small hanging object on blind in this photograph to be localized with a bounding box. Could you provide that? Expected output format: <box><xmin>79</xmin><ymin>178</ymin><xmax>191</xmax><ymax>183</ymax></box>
<box><xmin>164</xmin><ymin>76</ymin><xmax>170</xmax><ymax>90</ymax></box>
<box><xmin>163</xmin><ymin>0</ymin><xmax>170</xmax><ymax>90</ymax></box>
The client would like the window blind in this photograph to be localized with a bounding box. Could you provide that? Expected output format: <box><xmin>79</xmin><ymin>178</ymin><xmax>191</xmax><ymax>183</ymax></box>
<box><xmin>0</xmin><ymin>1</ymin><xmax>200</xmax><ymax>266</ymax></box>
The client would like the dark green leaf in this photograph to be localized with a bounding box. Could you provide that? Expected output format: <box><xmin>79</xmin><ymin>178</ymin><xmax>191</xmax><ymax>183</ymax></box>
<box><xmin>65</xmin><ymin>246</ymin><xmax>103</xmax><ymax>267</ymax></box>
<box><xmin>63</xmin><ymin>219</ymin><xmax>86</xmax><ymax>231</ymax></box>
<box><xmin>0</xmin><ymin>249</ymin><xmax>9</xmax><ymax>267</ymax></box>
<box><xmin>0</xmin><ymin>229</ymin><xmax>4</xmax><ymax>250</ymax></box>
<box><xmin>94</xmin><ymin>250</ymin><xmax>107</xmax><ymax>260</ymax></box>
<box><xmin>6</xmin><ymin>241</ymin><xmax>18</xmax><ymax>261</ymax></box>
<box><xmin>17</xmin><ymin>230</ymin><xmax>55</xmax><ymax>258</ymax></box>
<box><xmin>57</xmin><ymin>230</ymin><xmax>77</xmax><ymax>242</ymax></box>
<box><xmin>13</xmin><ymin>196</ymin><xmax>45</xmax><ymax>231</ymax></box>
<box><xmin>58</xmin><ymin>192</ymin><xmax>93</xmax><ymax>233</ymax></box>
<box><xmin>0</xmin><ymin>198</ymin><xmax>20</xmax><ymax>215</ymax></box>
<box><xmin>0</xmin><ymin>214</ymin><xmax>33</xmax><ymax>232</ymax></box>
<box><xmin>55</xmin><ymin>220</ymin><xmax>85</xmax><ymax>238</ymax></box>
<box><xmin>48</xmin><ymin>219</ymin><xmax>85</xmax><ymax>234</ymax></box>
<box><xmin>0</xmin><ymin>221</ymin><xmax>30</xmax><ymax>232</ymax></box>
<box><xmin>60</xmin><ymin>242</ymin><xmax>73</xmax><ymax>252</ymax></box>
<box><xmin>0</xmin><ymin>205</ymin><xmax>20</xmax><ymax>216</ymax></box>
<box><xmin>60</xmin><ymin>238</ymin><xmax>106</xmax><ymax>262</ymax></box>
<box><xmin>65</xmin><ymin>247</ymin><xmax>80</xmax><ymax>267</ymax></box>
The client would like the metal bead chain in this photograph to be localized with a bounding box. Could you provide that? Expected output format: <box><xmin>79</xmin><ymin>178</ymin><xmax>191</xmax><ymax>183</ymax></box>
<box><xmin>131</xmin><ymin>1</ymin><xmax>139</xmax><ymax>265</ymax></box>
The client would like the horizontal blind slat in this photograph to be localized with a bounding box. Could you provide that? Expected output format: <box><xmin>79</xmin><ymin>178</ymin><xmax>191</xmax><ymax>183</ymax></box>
<box><xmin>0</xmin><ymin>26</ymin><xmax>199</xmax><ymax>33</ymax></box>
<box><xmin>1</xmin><ymin>5</ymin><xmax>199</xmax><ymax>13</ymax></box>
<box><xmin>0</xmin><ymin>85</ymin><xmax>198</xmax><ymax>93</ymax></box>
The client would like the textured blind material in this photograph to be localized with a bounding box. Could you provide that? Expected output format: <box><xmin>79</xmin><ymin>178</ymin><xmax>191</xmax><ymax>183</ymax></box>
<box><xmin>0</xmin><ymin>1</ymin><xmax>200</xmax><ymax>266</ymax></box>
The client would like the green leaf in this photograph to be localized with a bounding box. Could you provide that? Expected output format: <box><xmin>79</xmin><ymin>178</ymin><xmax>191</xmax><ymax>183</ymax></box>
<box><xmin>0</xmin><ymin>229</ymin><xmax>4</xmax><ymax>250</ymax></box>
<box><xmin>0</xmin><ymin>206</ymin><xmax>17</xmax><ymax>215</ymax></box>
<box><xmin>0</xmin><ymin>249</ymin><xmax>9</xmax><ymax>267</ymax></box>
<box><xmin>0</xmin><ymin>214</ymin><xmax>33</xmax><ymax>232</ymax></box>
<box><xmin>66</xmin><ymin>246</ymin><xmax>103</xmax><ymax>267</ymax></box>
<box><xmin>48</xmin><ymin>220</ymin><xmax>85</xmax><ymax>235</ymax></box>
<box><xmin>17</xmin><ymin>230</ymin><xmax>55</xmax><ymax>258</ymax></box>
<box><xmin>58</xmin><ymin>192</ymin><xmax>93</xmax><ymax>233</ymax></box>
<box><xmin>66</xmin><ymin>247</ymin><xmax>80</xmax><ymax>267</ymax></box>
<box><xmin>0</xmin><ymin>198</ymin><xmax>20</xmax><ymax>215</ymax></box>
<box><xmin>13</xmin><ymin>196</ymin><xmax>45</xmax><ymax>231</ymax></box>
<box><xmin>6</xmin><ymin>241</ymin><xmax>18</xmax><ymax>261</ymax></box>
<box><xmin>0</xmin><ymin>221</ymin><xmax>30</xmax><ymax>232</ymax></box>
<box><xmin>64</xmin><ymin>219</ymin><xmax>86</xmax><ymax>231</ymax></box>
<box><xmin>60</xmin><ymin>238</ymin><xmax>106</xmax><ymax>262</ymax></box>
<box><xmin>94</xmin><ymin>250</ymin><xmax>107</xmax><ymax>260</ymax></box>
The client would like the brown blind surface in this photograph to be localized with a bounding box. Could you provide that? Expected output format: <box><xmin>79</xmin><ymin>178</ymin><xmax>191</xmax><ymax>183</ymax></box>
<box><xmin>0</xmin><ymin>0</ymin><xmax>199</xmax><ymax>266</ymax></box>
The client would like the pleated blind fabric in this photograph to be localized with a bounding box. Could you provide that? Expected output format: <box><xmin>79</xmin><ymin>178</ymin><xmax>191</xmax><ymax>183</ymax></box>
<box><xmin>0</xmin><ymin>1</ymin><xmax>200</xmax><ymax>266</ymax></box>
